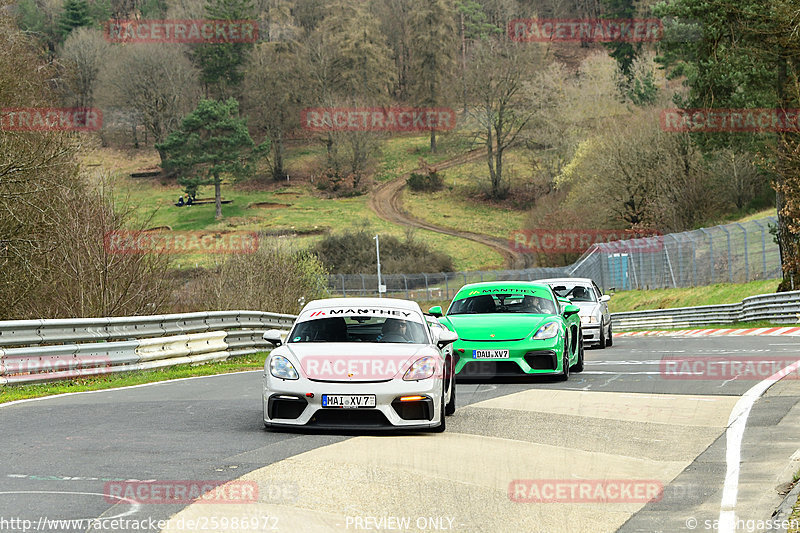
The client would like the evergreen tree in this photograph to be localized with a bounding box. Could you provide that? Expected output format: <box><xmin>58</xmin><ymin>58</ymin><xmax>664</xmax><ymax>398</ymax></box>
<box><xmin>156</xmin><ymin>99</ymin><xmax>266</xmax><ymax>219</ymax></box>
<box><xmin>58</xmin><ymin>0</ymin><xmax>92</xmax><ymax>39</ymax></box>
<box><xmin>194</xmin><ymin>0</ymin><xmax>257</xmax><ymax>99</ymax></box>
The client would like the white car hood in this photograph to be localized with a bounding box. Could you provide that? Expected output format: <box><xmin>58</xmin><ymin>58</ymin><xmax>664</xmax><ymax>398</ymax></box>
<box><xmin>282</xmin><ymin>343</ymin><xmax>433</xmax><ymax>381</ymax></box>
<box><xmin>572</xmin><ymin>301</ymin><xmax>600</xmax><ymax>315</ymax></box>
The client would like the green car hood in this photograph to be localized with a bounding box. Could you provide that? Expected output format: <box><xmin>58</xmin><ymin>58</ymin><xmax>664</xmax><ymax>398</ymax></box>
<box><xmin>443</xmin><ymin>314</ymin><xmax>554</xmax><ymax>341</ymax></box>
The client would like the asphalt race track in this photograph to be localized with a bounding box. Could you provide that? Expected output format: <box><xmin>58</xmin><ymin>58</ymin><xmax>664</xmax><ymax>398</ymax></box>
<box><xmin>1</xmin><ymin>334</ymin><xmax>799</xmax><ymax>533</ymax></box>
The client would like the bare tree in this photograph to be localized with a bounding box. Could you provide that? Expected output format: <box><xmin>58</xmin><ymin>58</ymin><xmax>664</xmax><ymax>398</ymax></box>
<box><xmin>466</xmin><ymin>38</ymin><xmax>542</xmax><ymax>198</ymax></box>
<box><xmin>60</xmin><ymin>26</ymin><xmax>108</xmax><ymax>110</ymax></box>
<box><xmin>243</xmin><ymin>42</ymin><xmax>302</xmax><ymax>180</ymax></box>
<box><xmin>98</xmin><ymin>43</ymin><xmax>200</xmax><ymax>164</ymax></box>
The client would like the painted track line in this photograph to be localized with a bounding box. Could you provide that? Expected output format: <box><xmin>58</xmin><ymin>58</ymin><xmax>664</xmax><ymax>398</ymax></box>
<box><xmin>717</xmin><ymin>358</ymin><xmax>800</xmax><ymax>533</ymax></box>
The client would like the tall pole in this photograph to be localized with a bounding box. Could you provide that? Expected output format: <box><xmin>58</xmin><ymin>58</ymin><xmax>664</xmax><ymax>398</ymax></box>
<box><xmin>375</xmin><ymin>234</ymin><xmax>382</xmax><ymax>298</ymax></box>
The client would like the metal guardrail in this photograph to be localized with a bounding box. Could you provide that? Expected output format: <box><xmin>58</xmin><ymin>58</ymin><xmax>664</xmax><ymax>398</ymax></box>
<box><xmin>611</xmin><ymin>291</ymin><xmax>800</xmax><ymax>330</ymax></box>
<box><xmin>0</xmin><ymin>311</ymin><xmax>297</xmax><ymax>385</ymax></box>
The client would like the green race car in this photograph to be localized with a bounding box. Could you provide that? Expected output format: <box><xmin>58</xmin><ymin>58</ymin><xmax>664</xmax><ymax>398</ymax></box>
<box><xmin>429</xmin><ymin>282</ymin><xmax>584</xmax><ymax>380</ymax></box>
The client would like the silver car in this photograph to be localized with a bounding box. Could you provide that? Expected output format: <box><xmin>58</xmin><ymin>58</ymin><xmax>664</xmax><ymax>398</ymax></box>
<box><xmin>533</xmin><ymin>278</ymin><xmax>612</xmax><ymax>348</ymax></box>
<box><xmin>261</xmin><ymin>297</ymin><xmax>458</xmax><ymax>432</ymax></box>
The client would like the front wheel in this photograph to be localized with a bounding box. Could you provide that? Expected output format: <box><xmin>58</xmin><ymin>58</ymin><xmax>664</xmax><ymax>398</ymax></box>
<box><xmin>445</xmin><ymin>364</ymin><xmax>456</xmax><ymax>416</ymax></box>
<box><xmin>431</xmin><ymin>379</ymin><xmax>447</xmax><ymax>432</ymax></box>
<box><xmin>557</xmin><ymin>349</ymin><xmax>570</xmax><ymax>381</ymax></box>
<box><xmin>597</xmin><ymin>321</ymin><xmax>607</xmax><ymax>349</ymax></box>
<box><xmin>571</xmin><ymin>333</ymin><xmax>585</xmax><ymax>373</ymax></box>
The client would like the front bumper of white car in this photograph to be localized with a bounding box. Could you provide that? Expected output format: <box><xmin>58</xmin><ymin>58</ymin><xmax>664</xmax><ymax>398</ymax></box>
<box><xmin>263</xmin><ymin>374</ymin><xmax>444</xmax><ymax>430</ymax></box>
<box><xmin>579</xmin><ymin>317</ymin><xmax>602</xmax><ymax>345</ymax></box>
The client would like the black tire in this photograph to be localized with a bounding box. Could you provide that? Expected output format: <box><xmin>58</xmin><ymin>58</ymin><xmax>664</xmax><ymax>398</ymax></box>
<box><xmin>557</xmin><ymin>349</ymin><xmax>570</xmax><ymax>381</ymax></box>
<box><xmin>444</xmin><ymin>360</ymin><xmax>456</xmax><ymax>416</ymax></box>
<box><xmin>431</xmin><ymin>379</ymin><xmax>447</xmax><ymax>432</ymax></box>
<box><xmin>571</xmin><ymin>332</ymin><xmax>585</xmax><ymax>372</ymax></box>
<box><xmin>597</xmin><ymin>321</ymin><xmax>607</xmax><ymax>349</ymax></box>
<box><xmin>606</xmin><ymin>322</ymin><xmax>613</xmax><ymax>347</ymax></box>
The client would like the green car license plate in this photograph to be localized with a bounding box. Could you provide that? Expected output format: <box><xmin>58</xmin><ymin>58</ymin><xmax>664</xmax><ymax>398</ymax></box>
<box><xmin>473</xmin><ymin>349</ymin><xmax>510</xmax><ymax>359</ymax></box>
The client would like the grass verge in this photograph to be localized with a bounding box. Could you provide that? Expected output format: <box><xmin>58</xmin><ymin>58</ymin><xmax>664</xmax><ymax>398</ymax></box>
<box><xmin>608</xmin><ymin>279</ymin><xmax>780</xmax><ymax>313</ymax></box>
<box><xmin>0</xmin><ymin>353</ymin><xmax>267</xmax><ymax>404</ymax></box>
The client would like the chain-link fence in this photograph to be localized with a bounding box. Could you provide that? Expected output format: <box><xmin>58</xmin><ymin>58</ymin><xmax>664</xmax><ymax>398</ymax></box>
<box><xmin>326</xmin><ymin>217</ymin><xmax>781</xmax><ymax>301</ymax></box>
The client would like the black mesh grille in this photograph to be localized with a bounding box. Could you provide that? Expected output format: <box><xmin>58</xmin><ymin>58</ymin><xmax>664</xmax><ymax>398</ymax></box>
<box><xmin>524</xmin><ymin>350</ymin><xmax>558</xmax><ymax>370</ymax></box>
<box><xmin>309</xmin><ymin>408</ymin><xmax>390</xmax><ymax>427</ymax></box>
<box><xmin>268</xmin><ymin>396</ymin><xmax>308</xmax><ymax>420</ymax></box>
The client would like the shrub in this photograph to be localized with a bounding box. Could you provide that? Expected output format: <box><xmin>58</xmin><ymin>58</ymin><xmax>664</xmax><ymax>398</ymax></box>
<box><xmin>407</xmin><ymin>170</ymin><xmax>444</xmax><ymax>192</ymax></box>
<box><xmin>183</xmin><ymin>239</ymin><xmax>329</xmax><ymax>314</ymax></box>
<box><xmin>312</xmin><ymin>229</ymin><xmax>454</xmax><ymax>274</ymax></box>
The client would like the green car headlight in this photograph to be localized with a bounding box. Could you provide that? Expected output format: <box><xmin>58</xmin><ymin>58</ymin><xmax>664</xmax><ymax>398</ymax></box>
<box><xmin>532</xmin><ymin>321</ymin><xmax>559</xmax><ymax>340</ymax></box>
<box><xmin>403</xmin><ymin>356</ymin><xmax>436</xmax><ymax>381</ymax></box>
<box><xmin>270</xmin><ymin>355</ymin><xmax>299</xmax><ymax>380</ymax></box>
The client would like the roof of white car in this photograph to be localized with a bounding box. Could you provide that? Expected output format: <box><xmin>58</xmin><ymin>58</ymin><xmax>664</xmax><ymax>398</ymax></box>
<box><xmin>303</xmin><ymin>298</ymin><xmax>422</xmax><ymax>313</ymax></box>
<box><xmin>533</xmin><ymin>277</ymin><xmax>595</xmax><ymax>285</ymax></box>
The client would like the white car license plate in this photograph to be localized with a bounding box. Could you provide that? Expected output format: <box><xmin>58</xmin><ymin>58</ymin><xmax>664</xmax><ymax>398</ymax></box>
<box><xmin>473</xmin><ymin>349</ymin><xmax>510</xmax><ymax>359</ymax></box>
<box><xmin>322</xmin><ymin>394</ymin><xmax>376</xmax><ymax>408</ymax></box>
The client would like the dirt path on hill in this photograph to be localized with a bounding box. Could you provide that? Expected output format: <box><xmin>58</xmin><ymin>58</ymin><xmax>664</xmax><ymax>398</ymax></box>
<box><xmin>368</xmin><ymin>148</ymin><xmax>533</xmax><ymax>269</ymax></box>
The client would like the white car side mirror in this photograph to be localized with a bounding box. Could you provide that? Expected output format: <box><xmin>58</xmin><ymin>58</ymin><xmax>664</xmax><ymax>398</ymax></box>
<box><xmin>263</xmin><ymin>329</ymin><xmax>284</xmax><ymax>347</ymax></box>
<box><xmin>437</xmin><ymin>330</ymin><xmax>458</xmax><ymax>349</ymax></box>
<box><xmin>600</xmin><ymin>295</ymin><xmax>611</xmax><ymax>302</ymax></box>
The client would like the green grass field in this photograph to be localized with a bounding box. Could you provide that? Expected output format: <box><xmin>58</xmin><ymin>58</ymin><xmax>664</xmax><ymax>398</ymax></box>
<box><xmin>607</xmin><ymin>279</ymin><xmax>780</xmax><ymax>313</ymax></box>
<box><xmin>86</xmin><ymin>139</ymin><xmax>504</xmax><ymax>271</ymax></box>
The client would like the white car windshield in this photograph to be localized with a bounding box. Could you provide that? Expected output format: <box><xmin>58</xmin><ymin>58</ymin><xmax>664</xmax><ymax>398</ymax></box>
<box><xmin>289</xmin><ymin>316</ymin><xmax>428</xmax><ymax>344</ymax></box>
<box><xmin>551</xmin><ymin>283</ymin><xmax>596</xmax><ymax>302</ymax></box>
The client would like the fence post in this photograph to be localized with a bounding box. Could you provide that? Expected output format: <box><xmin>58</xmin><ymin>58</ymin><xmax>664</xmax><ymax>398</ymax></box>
<box><xmin>423</xmin><ymin>273</ymin><xmax>429</xmax><ymax>299</ymax></box>
<box><xmin>360</xmin><ymin>274</ymin><xmax>366</xmax><ymax>296</ymax></box>
<box><xmin>445</xmin><ymin>274</ymin><xmax>450</xmax><ymax>300</ymax></box>
<box><xmin>341</xmin><ymin>274</ymin><xmax>346</xmax><ymax>296</ymax></box>
<box><xmin>700</xmin><ymin>228</ymin><xmax>713</xmax><ymax>284</ymax></box>
<box><xmin>735</xmin><ymin>222</ymin><xmax>749</xmax><ymax>282</ymax></box>
<box><xmin>403</xmin><ymin>274</ymin><xmax>409</xmax><ymax>300</ymax></box>
<box><xmin>753</xmin><ymin>219</ymin><xmax>767</xmax><ymax>278</ymax></box>
<box><xmin>720</xmin><ymin>225</ymin><xmax>733</xmax><ymax>282</ymax></box>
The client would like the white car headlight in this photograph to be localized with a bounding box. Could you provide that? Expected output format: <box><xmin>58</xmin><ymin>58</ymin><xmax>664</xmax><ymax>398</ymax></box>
<box><xmin>580</xmin><ymin>315</ymin><xmax>597</xmax><ymax>324</ymax></box>
<box><xmin>269</xmin><ymin>355</ymin><xmax>299</xmax><ymax>380</ymax></box>
<box><xmin>403</xmin><ymin>356</ymin><xmax>436</xmax><ymax>381</ymax></box>
<box><xmin>533</xmin><ymin>321</ymin><xmax>559</xmax><ymax>340</ymax></box>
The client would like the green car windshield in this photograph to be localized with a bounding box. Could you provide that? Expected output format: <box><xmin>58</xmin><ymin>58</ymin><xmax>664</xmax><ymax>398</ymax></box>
<box><xmin>448</xmin><ymin>292</ymin><xmax>557</xmax><ymax>315</ymax></box>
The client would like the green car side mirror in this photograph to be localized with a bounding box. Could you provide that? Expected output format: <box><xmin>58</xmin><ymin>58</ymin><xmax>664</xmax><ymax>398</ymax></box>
<box><xmin>563</xmin><ymin>304</ymin><xmax>580</xmax><ymax>317</ymax></box>
<box><xmin>428</xmin><ymin>306</ymin><xmax>443</xmax><ymax>317</ymax></box>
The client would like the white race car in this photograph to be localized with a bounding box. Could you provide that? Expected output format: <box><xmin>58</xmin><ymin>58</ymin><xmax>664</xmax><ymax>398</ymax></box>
<box><xmin>261</xmin><ymin>298</ymin><xmax>458</xmax><ymax>432</ymax></box>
